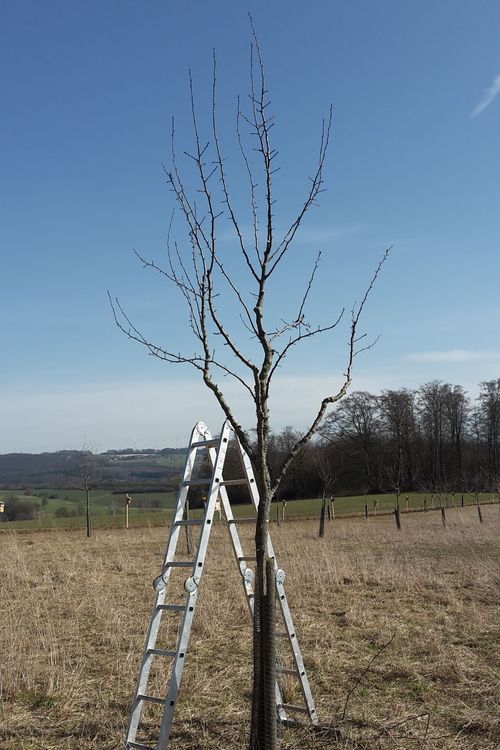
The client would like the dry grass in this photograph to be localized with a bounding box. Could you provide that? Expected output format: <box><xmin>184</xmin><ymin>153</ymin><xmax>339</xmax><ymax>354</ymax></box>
<box><xmin>0</xmin><ymin>506</ymin><xmax>499</xmax><ymax>749</ymax></box>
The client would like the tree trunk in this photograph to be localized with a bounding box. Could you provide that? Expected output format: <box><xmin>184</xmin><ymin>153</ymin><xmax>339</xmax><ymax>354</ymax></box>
<box><xmin>319</xmin><ymin>495</ymin><xmax>326</xmax><ymax>538</ymax></box>
<box><xmin>85</xmin><ymin>488</ymin><xmax>91</xmax><ymax>538</ymax></box>
<box><xmin>249</xmin><ymin>490</ymin><xmax>277</xmax><ymax>750</ymax></box>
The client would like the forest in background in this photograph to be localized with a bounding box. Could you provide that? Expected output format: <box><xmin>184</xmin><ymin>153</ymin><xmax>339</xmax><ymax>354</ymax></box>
<box><xmin>267</xmin><ymin>378</ymin><xmax>500</xmax><ymax>499</ymax></box>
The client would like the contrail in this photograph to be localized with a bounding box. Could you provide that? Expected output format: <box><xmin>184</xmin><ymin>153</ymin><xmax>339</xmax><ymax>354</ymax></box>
<box><xmin>472</xmin><ymin>70</ymin><xmax>500</xmax><ymax>117</ymax></box>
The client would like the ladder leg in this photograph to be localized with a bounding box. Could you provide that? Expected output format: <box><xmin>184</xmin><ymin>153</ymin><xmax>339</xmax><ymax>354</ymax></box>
<box><xmin>126</xmin><ymin>422</ymin><xmax>216</xmax><ymax>748</ymax></box>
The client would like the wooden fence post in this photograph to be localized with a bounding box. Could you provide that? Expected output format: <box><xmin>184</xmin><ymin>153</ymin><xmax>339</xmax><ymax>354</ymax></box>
<box><xmin>319</xmin><ymin>499</ymin><xmax>326</xmax><ymax>538</ymax></box>
<box><xmin>394</xmin><ymin>507</ymin><xmax>401</xmax><ymax>531</ymax></box>
<box><xmin>125</xmin><ymin>494</ymin><xmax>132</xmax><ymax>529</ymax></box>
<box><xmin>441</xmin><ymin>506</ymin><xmax>446</xmax><ymax>527</ymax></box>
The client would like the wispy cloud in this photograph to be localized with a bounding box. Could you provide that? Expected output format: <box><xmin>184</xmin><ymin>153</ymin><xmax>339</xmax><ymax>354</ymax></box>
<box><xmin>405</xmin><ymin>349</ymin><xmax>500</xmax><ymax>364</ymax></box>
<box><xmin>218</xmin><ymin>224</ymin><xmax>362</xmax><ymax>245</ymax></box>
<box><xmin>471</xmin><ymin>71</ymin><xmax>500</xmax><ymax>117</ymax></box>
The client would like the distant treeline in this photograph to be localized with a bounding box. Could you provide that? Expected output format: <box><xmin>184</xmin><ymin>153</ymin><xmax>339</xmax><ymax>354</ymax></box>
<box><xmin>264</xmin><ymin>378</ymin><xmax>500</xmax><ymax>499</ymax></box>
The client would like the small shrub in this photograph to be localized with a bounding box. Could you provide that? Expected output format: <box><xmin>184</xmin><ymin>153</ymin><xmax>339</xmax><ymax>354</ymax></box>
<box><xmin>3</xmin><ymin>496</ymin><xmax>40</xmax><ymax>521</ymax></box>
<box><xmin>54</xmin><ymin>506</ymin><xmax>71</xmax><ymax>518</ymax></box>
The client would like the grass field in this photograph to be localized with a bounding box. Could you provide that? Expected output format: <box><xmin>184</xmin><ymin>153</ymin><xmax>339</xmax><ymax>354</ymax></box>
<box><xmin>0</xmin><ymin>506</ymin><xmax>498</xmax><ymax>749</ymax></box>
<box><xmin>1</xmin><ymin>489</ymin><xmax>497</xmax><ymax>531</ymax></box>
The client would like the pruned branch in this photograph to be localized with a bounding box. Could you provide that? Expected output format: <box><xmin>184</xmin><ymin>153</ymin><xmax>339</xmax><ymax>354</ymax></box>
<box><xmin>267</xmin><ymin>107</ymin><xmax>332</xmax><ymax>275</ymax></box>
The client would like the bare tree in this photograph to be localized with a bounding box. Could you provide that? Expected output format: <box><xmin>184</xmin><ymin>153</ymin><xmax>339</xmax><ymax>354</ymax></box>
<box><xmin>477</xmin><ymin>379</ymin><xmax>500</xmax><ymax>476</ymax></box>
<box><xmin>66</xmin><ymin>447</ymin><xmax>105</xmax><ymax>538</ymax></box>
<box><xmin>379</xmin><ymin>388</ymin><xmax>418</xmax><ymax>489</ymax></box>
<box><xmin>110</xmin><ymin>22</ymin><xmax>388</xmax><ymax>750</ymax></box>
<box><xmin>417</xmin><ymin>381</ymin><xmax>447</xmax><ymax>487</ymax></box>
<box><xmin>321</xmin><ymin>391</ymin><xmax>383</xmax><ymax>493</ymax></box>
<box><xmin>313</xmin><ymin>442</ymin><xmax>338</xmax><ymax>537</ymax></box>
<box><xmin>442</xmin><ymin>384</ymin><xmax>469</xmax><ymax>477</ymax></box>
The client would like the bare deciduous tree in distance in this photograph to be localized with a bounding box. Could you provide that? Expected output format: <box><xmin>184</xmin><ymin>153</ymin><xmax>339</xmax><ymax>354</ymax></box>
<box><xmin>110</xmin><ymin>21</ymin><xmax>389</xmax><ymax>750</ymax></box>
<box><xmin>67</xmin><ymin>447</ymin><xmax>104</xmax><ymax>538</ymax></box>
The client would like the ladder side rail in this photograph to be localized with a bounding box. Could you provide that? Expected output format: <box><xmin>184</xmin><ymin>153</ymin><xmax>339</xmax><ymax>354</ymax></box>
<box><xmin>234</xmin><ymin>437</ymin><xmax>262</xmax><ymax>512</ymax></box>
<box><xmin>207</xmin><ymin>444</ymin><xmax>255</xmax><ymax>616</ymax></box>
<box><xmin>233</xmin><ymin>434</ymin><xmax>281</xmax><ymax>564</ymax></box>
<box><xmin>155</xmin><ymin>425</ymin><xmax>231</xmax><ymax>749</ymax></box>
<box><xmin>160</xmin><ymin>422</ymin><xmax>214</xmax><ymax>574</ymax></box>
<box><xmin>126</xmin><ymin>423</ymin><xmax>210</xmax><ymax>746</ymax></box>
<box><xmin>217</xmin><ymin>486</ymin><xmax>255</xmax><ymax>614</ymax></box>
<box><xmin>275</xmin><ymin>578</ymin><xmax>318</xmax><ymax>724</ymax></box>
<box><xmin>155</xmin><ymin>585</ymin><xmax>201</xmax><ymax>749</ymax></box>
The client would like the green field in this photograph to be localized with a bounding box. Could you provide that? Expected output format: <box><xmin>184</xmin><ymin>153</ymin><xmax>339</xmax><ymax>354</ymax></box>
<box><xmin>1</xmin><ymin>488</ymin><xmax>497</xmax><ymax>531</ymax></box>
<box><xmin>0</xmin><ymin>488</ymin><xmax>177</xmax><ymax>530</ymax></box>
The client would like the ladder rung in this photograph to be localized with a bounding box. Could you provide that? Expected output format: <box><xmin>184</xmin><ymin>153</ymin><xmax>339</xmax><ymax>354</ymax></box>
<box><xmin>147</xmin><ymin>648</ymin><xmax>176</xmax><ymax>658</ymax></box>
<box><xmin>137</xmin><ymin>693</ymin><xmax>166</xmax><ymax>705</ymax></box>
<box><xmin>126</xmin><ymin>742</ymin><xmax>155</xmax><ymax>750</ymax></box>
<box><xmin>174</xmin><ymin>519</ymin><xmax>204</xmax><ymax>526</ymax></box>
<box><xmin>237</xmin><ymin>555</ymin><xmax>257</xmax><ymax>562</ymax></box>
<box><xmin>190</xmin><ymin>438</ymin><xmax>219</xmax><ymax>448</ymax></box>
<box><xmin>281</xmin><ymin>703</ymin><xmax>309</xmax><ymax>714</ymax></box>
<box><xmin>156</xmin><ymin>604</ymin><xmax>185</xmax><ymax>612</ymax></box>
<box><xmin>220</xmin><ymin>478</ymin><xmax>248</xmax><ymax>486</ymax></box>
<box><xmin>166</xmin><ymin>561</ymin><xmax>193</xmax><ymax>568</ymax></box>
<box><xmin>277</xmin><ymin>667</ymin><xmax>297</xmax><ymax>676</ymax></box>
<box><xmin>183</xmin><ymin>478</ymin><xmax>212</xmax><ymax>486</ymax></box>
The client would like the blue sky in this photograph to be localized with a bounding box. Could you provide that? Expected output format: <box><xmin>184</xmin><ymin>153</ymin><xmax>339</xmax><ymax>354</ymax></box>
<box><xmin>1</xmin><ymin>1</ymin><xmax>499</xmax><ymax>452</ymax></box>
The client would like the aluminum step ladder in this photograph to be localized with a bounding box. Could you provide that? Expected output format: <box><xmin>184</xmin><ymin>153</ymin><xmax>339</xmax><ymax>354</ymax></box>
<box><xmin>124</xmin><ymin>419</ymin><xmax>318</xmax><ymax>750</ymax></box>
